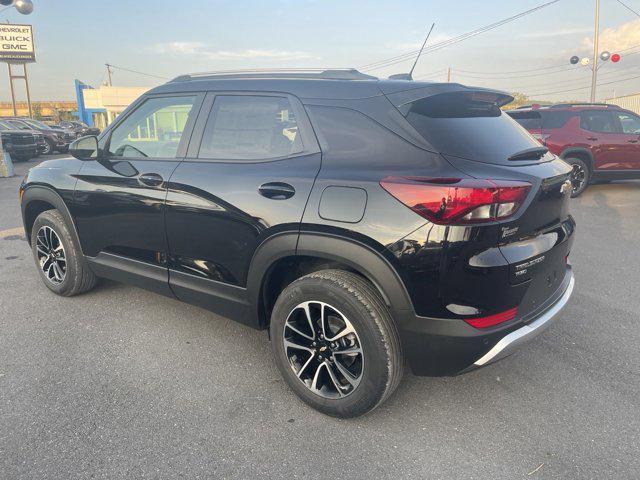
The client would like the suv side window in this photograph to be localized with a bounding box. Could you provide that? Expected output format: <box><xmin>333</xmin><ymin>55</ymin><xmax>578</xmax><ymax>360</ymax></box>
<box><xmin>107</xmin><ymin>95</ymin><xmax>197</xmax><ymax>158</ymax></box>
<box><xmin>198</xmin><ymin>95</ymin><xmax>303</xmax><ymax>160</ymax></box>
<box><xmin>615</xmin><ymin>112</ymin><xmax>640</xmax><ymax>134</ymax></box>
<box><xmin>580</xmin><ymin>111</ymin><xmax>618</xmax><ymax>133</ymax></box>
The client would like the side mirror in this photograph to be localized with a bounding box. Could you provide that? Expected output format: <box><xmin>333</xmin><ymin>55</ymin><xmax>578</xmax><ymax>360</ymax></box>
<box><xmin>69</xmin><ymin>135</ymin><xmax>99</xmax><ymax>160</ymax></box>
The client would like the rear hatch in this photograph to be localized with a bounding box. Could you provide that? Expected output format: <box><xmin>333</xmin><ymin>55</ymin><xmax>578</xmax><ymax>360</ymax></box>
<box><xmin>386</xmin><ymin>86</ymin><xmax>575</xmax><ymax>320</ymax></box>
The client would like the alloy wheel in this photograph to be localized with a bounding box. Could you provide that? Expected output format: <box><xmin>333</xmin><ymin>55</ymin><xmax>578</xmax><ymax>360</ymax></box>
<box><xmin>36</xmin><ymin>226</ymin><xmax>66</xmax><ymax>284</ymax></box>
<box><xmin>570</xmin><ymin>163</ymin><xmax>586</xmax><ymax>195</ymax></box>
<box><xmin>283</xmin><ymin>301</ymin><xmax>364</xmax><ymax>399</ymax></box>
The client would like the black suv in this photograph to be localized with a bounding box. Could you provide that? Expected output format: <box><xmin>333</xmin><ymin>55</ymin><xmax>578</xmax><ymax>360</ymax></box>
<box><xmin>0</xmin><ymin>120</ymin><xmax>38</xmax><ymax>161</ymax></box>
<box><xmin>56</xmin><ymin>120</ymin><xmax>101</xmax><ymax>137</ymax></box>
<box><xmin>20</xmin><ymin>70</ymin><xmax>576</xmax><ymax>417</ymax></box>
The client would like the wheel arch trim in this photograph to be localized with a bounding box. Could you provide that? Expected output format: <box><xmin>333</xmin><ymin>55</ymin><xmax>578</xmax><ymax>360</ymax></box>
<box><xmin>559</xmin><ymin>147</ymin><xmax>594</xmax><ymax>170</ymax></box>
<box><xmin>21</xmin><ymin>185</ymin><xmax>83</xmax><ymax>254</ymax></box>
<box><xmin>247</xmin><ymin>231</ymin><xmax>414</xmax><ymax>327</ymax></box>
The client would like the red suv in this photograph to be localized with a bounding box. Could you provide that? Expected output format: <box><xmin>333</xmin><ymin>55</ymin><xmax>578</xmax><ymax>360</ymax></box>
<box><xmin>508</xmin><ymin>104</ymin><xmax>640</xmax><ymax>196</ymax></box>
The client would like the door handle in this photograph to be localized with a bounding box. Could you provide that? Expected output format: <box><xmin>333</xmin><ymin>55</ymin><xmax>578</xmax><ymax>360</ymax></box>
<box><xmin>586</xmin><ymin>136</ymin><xmax>598</xmax><ymax>141</ymax></box>
<box><xmin>138</xmin><ymin>172</ymin><xmax>164</xmax><ymax>187</ymax></box>
<box><xmin>258</xmin><ymin>182</ymin><xmax>295</xmax><ymax>200</ymax></box>
<box><xmin>627</xmin><ymin>139</ymin><xmax>639</xmax><ymax>143</ymax></box>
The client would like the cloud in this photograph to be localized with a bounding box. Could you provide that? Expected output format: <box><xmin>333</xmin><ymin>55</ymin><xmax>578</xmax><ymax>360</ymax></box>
<box><xmin>152</xmin><ymin>42</ymin><xmax>313</xmax><ymax>60</ymax></box>
<box><xmin>518</xmin><ymin>27</ymin><xmax>591</xmax><ymax>39</ymax></box>
<box><xmin>582</xmin><ymin>19</ymin><xmax>640</xmax><ymax>52</ymax></box>
<box><xmin>153</xmin><ymin>42</ymin><xmax>205</xmax><ymax>55</ymax></box>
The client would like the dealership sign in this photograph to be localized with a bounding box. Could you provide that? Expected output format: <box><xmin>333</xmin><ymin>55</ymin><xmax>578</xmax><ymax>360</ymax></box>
<box><xmin>0</xmin><ymin>24</ymin><xmax>35</xmax><ymax>63</ymax></box>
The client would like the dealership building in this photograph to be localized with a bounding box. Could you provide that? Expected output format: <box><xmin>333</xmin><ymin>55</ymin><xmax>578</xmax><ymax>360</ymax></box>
<box><xmin>75</xmin><ymin>80</ymin><xmax>149</xmax><ymax>130</ymax></box>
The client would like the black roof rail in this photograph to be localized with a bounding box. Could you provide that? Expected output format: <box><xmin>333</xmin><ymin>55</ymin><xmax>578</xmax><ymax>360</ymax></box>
<box><xmin>168</xmin><ymin>68</ymin><xmax>377</xmax><ymax>83</ymax></box>
<box><xmin>549</xmin><ymin>102</ymin><xmax>615</xmax><ymax>108</ymax></box>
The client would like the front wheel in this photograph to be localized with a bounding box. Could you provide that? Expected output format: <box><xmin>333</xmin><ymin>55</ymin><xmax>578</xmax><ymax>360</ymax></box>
<box><xmin>270</xmin><ymin>269</ymin><xmax>404</xmax><ymax>418</ymax></box>
<box><xmin>30</xmin><ymin>209</ymin><xmax>97</xmax><ymax>296</ymax></box>
<box><xmin>41</xmin><ymin>140</ymin><xmax>53</xmax><ymax>155</ymax></box>
<box><xmin>565</xmin><ymin>157</ymin><xmax>590</xmax><ymax>197</ymax></box>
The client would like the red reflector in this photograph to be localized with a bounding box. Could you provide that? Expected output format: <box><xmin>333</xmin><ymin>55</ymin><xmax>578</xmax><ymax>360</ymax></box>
<box><xmin>464</xmin><ymin>307</ymin><xmax>518</xmax><ymax>329</ymax></box>
<box><xmin>380</xmin><ymin>177</ymin><xmax>531</xmax><ymax>225</ymax></box>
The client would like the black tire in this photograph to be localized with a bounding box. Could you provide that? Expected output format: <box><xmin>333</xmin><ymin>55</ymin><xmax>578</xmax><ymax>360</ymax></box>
<box><xmin>30</xmin><ymin>209</ymin><xmax>97</xmax><ymax>296</ymax></box>
<box><xmin>565</xmin><ymin>157</ymin><xmax>590</xmax><ymax>197</ymax></box>
<box><xmin>270</xmin><ymin>269</ymin><xmax>404</xmax><ymax>418</ymax></box>
<box><xmin>42</xmin><ymin>140</ymin><xmax>54</xmax><ymax>155</ymax></box>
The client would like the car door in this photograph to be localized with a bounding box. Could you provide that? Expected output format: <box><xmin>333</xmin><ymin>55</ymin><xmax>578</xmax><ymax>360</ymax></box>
<box><xmin>613</xmin><ymin>110</ymin><xmax>640</xmax><ymax>170</ymax></box>
<box><xmin>71</xmin><ymin>93</ymin><xmax>204</xmax><ymax>296</ymax></box>
<box><xmin>578</xmin><ymin>110</ymin><xmax>625</xmax><ymax>170</ymax></box>
<box><xmin>164</xmin><ymin>92</ymin><xmax>321</xmax><ymax>323</ymax></box>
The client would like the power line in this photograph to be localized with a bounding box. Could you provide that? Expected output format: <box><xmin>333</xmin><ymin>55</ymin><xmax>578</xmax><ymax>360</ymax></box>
<box><xmin>358</xmin><ymin>0</ymin><xmax>562</xmax><ymax>72</ymax></box>
<box><xmin>497</xmin><ymin>65</ymin><xmax>640</xmax><ymax>92</ymax></box>
<box><xmin>616</xmin><ymin>0</ymin><xmax>640</xmax><ymax>18</ymax></box>
<box><xmin>528</xmin><ymin>72</ymin><xmax>640</xmax><ymax>96</ymax></box>
<box><xmin>451</xmin><ymin>65</ymin><xmax>578</xmax><ymax>80</ymax></box>
<box><xmin>106</xmin><ymin>64</ymin><xmax>169</xmax><ymax>80</ymax></box>
<box><xmin>452</xmin><ymin>63</ymin><xmax>567</xmax><ymax>75</ymax></box>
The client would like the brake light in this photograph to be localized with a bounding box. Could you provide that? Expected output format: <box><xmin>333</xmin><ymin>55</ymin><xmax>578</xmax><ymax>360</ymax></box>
<box><xmin>464</xmin><ymin>307</ymin><xmax>518</xmax><ymax>329</ymax></box>
<box><xmin>380</xmin><ymin>177</ymin><xmax>531</xmax><ymax>225</ymax></box>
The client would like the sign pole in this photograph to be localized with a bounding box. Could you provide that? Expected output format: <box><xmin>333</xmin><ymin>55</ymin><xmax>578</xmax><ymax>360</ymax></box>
<box><xmin>8</xmin><ymin>64</ymin><xmax>17</xmax><ymax>116</ymax></box>
<box><xmin>23</xmin><ymin>63</ymin><xmax>32</xmax><ymax>117</ymax></box>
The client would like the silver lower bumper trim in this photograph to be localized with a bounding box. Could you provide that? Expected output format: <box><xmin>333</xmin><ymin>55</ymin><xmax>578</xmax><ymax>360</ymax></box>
<box><xmin>474</xmin><ymin>274</ymin><xmax>575</xmax><ymax>367</ymax></box>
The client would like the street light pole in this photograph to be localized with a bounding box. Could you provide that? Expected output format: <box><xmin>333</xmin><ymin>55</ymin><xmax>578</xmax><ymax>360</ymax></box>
<box><xmin>590</xmin><ymin>0</ymin><xmax>600</xmax><ymax>102</ymax></box>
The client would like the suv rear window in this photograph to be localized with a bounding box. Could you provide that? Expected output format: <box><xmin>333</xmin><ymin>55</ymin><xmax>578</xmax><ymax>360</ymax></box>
<box><xmin>507</xmin><ymin>111</ymin><xmax>542</xmax><ymax>130</ymax></box>
<box><xmin>507</xmin><ymin>110</ymin><xmax>573</xmax><ymax>130</ymax></box>
<box><xmin>400</xmin><ymin>92</ymin><xmax>544</xmax><ymax>165</ymax></box>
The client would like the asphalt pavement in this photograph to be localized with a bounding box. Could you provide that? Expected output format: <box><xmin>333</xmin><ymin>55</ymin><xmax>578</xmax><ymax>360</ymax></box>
<box><xmin>1</xmin><ymin>157</ymin><xmax>639</xmax><ymax>479</ymax></box>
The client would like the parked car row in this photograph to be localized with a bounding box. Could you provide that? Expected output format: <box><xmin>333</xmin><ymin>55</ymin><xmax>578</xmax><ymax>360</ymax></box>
<box><xmin>0</xmin><ymin>117</ymin><xmax>100</xmax><ymax>162</ymax></box>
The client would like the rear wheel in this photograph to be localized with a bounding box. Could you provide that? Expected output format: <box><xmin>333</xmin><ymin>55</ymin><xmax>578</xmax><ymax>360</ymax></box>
<box><xmin>30</xmin><ymin>209</ymin><xmax>97</xmax><ymax>296</ymax></box>
<box><xmin>270</xmin><ymin>269</ymin><xmax>404</xmax><ymax>418</ymax></box>
<box><xmin>565</xmin><ymin>157</ymin><xmax>590</xmax><ymax>197</ymax></box>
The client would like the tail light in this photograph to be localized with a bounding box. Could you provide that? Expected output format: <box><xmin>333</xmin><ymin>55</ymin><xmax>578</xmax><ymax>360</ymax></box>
<box><xmin>464</xmin><ymin>307</ymin><xmax>518</xmax><ymax>329</ymax></box>
<box><xmin>380</xmin><ymin>177</ymin><xmax>531</xmax><ymax>225</ymax></box>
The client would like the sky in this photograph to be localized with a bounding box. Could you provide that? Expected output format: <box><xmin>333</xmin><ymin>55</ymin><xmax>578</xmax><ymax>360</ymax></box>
<box><xmin>1</xmin><ymin>0</ymin><xmax>639</xmax><ymax>103</ymax></box>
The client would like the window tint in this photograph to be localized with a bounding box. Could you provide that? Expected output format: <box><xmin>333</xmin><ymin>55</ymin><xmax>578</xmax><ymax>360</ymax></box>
<box><xmin>198</xmin><ymin>95</ymin><xmax>303</xmax><ymax>160</ymax></box>
<box><xmin>616</xmin><ymin>112</ymin><xmax>640</xmax><ymax>134</ymax></box>
<box><xmin>7</xmin><ymin>120</ymin><xmax>29</xmax><ymax>130</ymax></box>
<box><xmin>402</xmin><ymin>92</ymin><xmax>543</xmax><ymax>165</ymax></box>
<box><xmin>108</xmin><ymin>96</ymin><xmax>196</xmax><ymax>158</ymax></box>
<box><xmin>506</xmin><ymin>111</ymin><xmax>542</xmax><ymax>130</ymax></box>
<box><xmin>541</xmin><ymin>111</ymin><xmax>573</xmax><ymax>129</ymax></box>
<box><xmin>580</xmin><ymin>111</ymin><xmax>618</xmax><ymax>133</ymax></box>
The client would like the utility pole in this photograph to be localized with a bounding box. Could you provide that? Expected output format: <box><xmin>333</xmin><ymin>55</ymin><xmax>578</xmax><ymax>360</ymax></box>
<box><xmin>590</xmin><ymin>0</ymin><xmax>600</xmax><ymax>102</ymax></box>
<box><xmin>105</xmin><ymin>63</ymin><xmax>113</xmax><ymax>86</ymax></box>
<box><xmin>447</xmin><ymin>67</ymin><xmax>451</xmax><ymax>82</ymax></box>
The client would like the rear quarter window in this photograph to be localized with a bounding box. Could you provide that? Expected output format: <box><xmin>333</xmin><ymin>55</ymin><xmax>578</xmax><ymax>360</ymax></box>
<box><xmin>400</xmin><ymin>92</ymin><xmax>543</xmax><ymax>165</ymax></box>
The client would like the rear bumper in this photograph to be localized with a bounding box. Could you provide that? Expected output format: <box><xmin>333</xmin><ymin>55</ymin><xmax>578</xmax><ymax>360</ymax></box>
<box><xmin>395</xmin><ymin>266</ymin><xmax>574</xmax><ymax>376</ymax></box>
<box><xmin>471</xmin><ymin>273</ymin><xmax>574</xmax><ymax>367</ymax></box>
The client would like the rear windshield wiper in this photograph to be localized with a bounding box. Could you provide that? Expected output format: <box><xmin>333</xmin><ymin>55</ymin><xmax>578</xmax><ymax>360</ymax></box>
<box><xmin>508</xmin><ymin>146</ymin><xmax>548</xmax><ymax>161</ymax></box>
